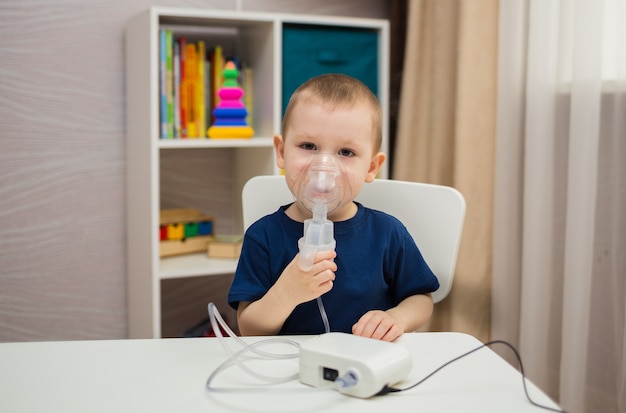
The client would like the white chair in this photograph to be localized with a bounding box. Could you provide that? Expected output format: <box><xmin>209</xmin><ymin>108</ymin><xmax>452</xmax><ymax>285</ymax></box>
<box><xmin>241</xmin><ymin>175</ymin><xmax>466</xmax><ymax>303</ymax></box>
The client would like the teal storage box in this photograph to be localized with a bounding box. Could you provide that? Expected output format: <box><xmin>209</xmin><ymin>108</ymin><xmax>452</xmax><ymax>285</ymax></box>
<box><xmin>282</xmin><ymin>24</ymin><xmax>379</xmax><ymax>115</ymax></box>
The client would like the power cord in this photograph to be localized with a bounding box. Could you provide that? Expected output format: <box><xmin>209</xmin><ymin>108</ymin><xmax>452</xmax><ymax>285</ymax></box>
<box><xmin>379</xmin><ymin>339</ymin><xmax>568</xmax><ymax>413</ymax></box>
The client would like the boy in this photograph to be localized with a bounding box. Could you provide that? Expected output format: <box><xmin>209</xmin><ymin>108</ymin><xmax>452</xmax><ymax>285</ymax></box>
<box><xmin>228</xmin><ymin>74</ymin><xmax>439</xmax><ymax>342</ymax></box>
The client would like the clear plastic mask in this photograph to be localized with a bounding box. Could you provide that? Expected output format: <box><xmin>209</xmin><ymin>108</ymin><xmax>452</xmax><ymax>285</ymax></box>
<box><xmin>296</xmin><ymin>153</ymin><xmax>349</xmax><ymax>217</ymax></box>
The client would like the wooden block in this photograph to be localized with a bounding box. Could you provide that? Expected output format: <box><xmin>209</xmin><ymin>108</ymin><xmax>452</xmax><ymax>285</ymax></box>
<box><xmin>197</xmin><ymin>220</ymin><xmax>213</xmax><ymax>236</ymax></box>
<box><xmin>184</xmin><ymin>222</ymin><xmax>199</xmax><ymax>237</ymax></box>
<box><xmin>167</xmin><ymin>223</ymin><xmax>184</xmax><ymax>240</ymax></box>
<box><xmin>207</xmin><ymin>235</ymin><xmax>243</xmax><ymax>259</ymax></box>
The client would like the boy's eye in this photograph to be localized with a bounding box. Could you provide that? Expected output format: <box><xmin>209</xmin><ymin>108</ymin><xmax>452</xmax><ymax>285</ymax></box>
<box><xmin>300</xmin><ymin>143</ymin><xmax>316</xmax><ymax>151</ymax></box>
<box><xmin>338</xmin><ymin>149</ymin><xmax>355</xmax><ymax>157</ymax></box>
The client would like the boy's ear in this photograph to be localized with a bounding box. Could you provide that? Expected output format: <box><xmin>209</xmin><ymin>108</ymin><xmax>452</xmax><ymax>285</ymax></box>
<box><xmin>365</xmin><ymin>152</ymin><xmax>386</xmax><ymax>182</ymax></box>
<box><xmin>273</xmin><ymin>134</ymin><xmax>286</xmax><ymax>169</ymax></box>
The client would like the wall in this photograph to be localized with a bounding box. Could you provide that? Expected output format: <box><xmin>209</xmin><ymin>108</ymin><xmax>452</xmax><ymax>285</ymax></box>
<box><xmin>0</xmin><ymin>0</ymin><xmax>389</xmax><ymax>342</ymax></box>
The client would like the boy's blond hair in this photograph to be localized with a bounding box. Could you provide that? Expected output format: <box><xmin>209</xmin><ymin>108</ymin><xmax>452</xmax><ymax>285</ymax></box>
<box><xmin>281</xmin><ymin>74</ymin><xmax>383</xmax><ymax>151</ymax></box>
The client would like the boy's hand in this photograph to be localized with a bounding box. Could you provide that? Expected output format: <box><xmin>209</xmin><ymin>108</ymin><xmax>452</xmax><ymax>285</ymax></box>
<box><xmin>352</xmin><ymin>310</ymin><xmax>404</xmax><ymax>342</ymax></box>
<box><xmin>273</xmin><ymin>250</ymin><xmax>337</xmax><ymax>308</ymax></box>
<box><xmin>237</xmin><ymin>249</ymin><xmax>340</xmax><ymax>337</ymax></box>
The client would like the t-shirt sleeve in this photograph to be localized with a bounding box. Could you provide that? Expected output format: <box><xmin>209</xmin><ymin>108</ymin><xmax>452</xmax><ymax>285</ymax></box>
<box><xmin>386</xmin><ymin>222</ymin><xmax>440</xmax><ymax>301</ymax></box>
<box><xmin>228</xmin><ymin>224</ymin><xmax>273</xmax><ymax>310</ymax></box>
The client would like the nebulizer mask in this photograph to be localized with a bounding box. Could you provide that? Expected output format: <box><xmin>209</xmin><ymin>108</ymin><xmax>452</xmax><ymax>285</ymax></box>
<box><xmin>296</xmin><ymin>153</ymin><xmax>349</xmax><ymax>271</ymax></box>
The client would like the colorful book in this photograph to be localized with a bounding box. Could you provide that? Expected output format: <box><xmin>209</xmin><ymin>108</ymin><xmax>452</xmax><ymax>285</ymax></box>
<box><xmin>204</xmin><ymin>59</ymin><xmax>212</xmax><ymax>138</ymax></box>
<box><xmin>179</xmin><ymin>37</ymin><xmax>188</xmax><ymax>138</ymax></box>
<box><xmin>159</xmin><ymin>29</ymin><xmax>168</xmax><ymax>139</ymax></box>
<box><xmin>211</xmin><ymin>45</ymin><xmax>223</xmax><ymax>125</ymax></box>
<box><xmin>197</xmin><ymin>40</ymin><xmax>206</xmax><ymax>138</ymax></box>
<box><xmin>165</xmin><ymin>29</ymin><xmax>174</xmax><ymax>139</ymax></box>
<box><xmin>185</xmin><ymin>42</ymin><xmax>198</xmax><ymax>137</ymax></box>
<box><xmin>173</xmin><ymin>40</ymin><xmax>181</xmax><ymax>138</ymax></box>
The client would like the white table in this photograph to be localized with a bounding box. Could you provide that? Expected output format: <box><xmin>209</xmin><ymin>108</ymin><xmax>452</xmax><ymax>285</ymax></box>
<box><xmin>0</xmin><ymin>332</ymin><xmax>561</xmax><ymax>412</ymax></box>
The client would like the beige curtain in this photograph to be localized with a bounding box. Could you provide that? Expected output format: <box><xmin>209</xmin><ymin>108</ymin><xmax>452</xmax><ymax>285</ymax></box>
<box><xmin>393</xmin><ymin>0</ymin><xmax>499</xmax><ymax>343</ymax></box>
<box><xmin>494</xmin><ymin>1</ymin><xmax>626</xmax><ymax>412</ymax></box>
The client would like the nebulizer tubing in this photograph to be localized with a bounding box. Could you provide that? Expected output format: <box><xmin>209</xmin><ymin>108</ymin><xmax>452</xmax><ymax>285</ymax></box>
<box><xmin>296</xmin><ymin>153</ymin><xmax>346</xmax><ymax>334</ymax></box>
<box><xmin>206</xmin><ymin>302</ymin><xmax>348</xmax><ymax>394</ymax></box>
<box><xmin>206</xmin><ymin>302</ymin><xmax>302</xmax><ymax>392</ymax></box>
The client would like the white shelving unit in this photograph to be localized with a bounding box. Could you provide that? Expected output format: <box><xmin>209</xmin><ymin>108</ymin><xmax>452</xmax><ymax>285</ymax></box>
<box><xmin>125</xmin><ymin>7</ymin><xmax>389</xmax><ymax>338</ymax></box>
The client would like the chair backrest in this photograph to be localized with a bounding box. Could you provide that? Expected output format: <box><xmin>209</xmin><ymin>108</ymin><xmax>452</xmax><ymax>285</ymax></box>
<box><xmin>241</xmin><ymin>175</ymin><xmax>465</xmax><ymax>303</ymax></box>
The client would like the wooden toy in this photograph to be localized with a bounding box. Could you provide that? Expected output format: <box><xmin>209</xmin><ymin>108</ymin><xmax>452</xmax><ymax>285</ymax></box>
<box><xmin>206</xmin><ymin>61</ymin><xmax>254</xmax><ymax>139</ymax></box>
<box><xmin>159</xmin><ymin>208</ymin><xmax>215</xmax><ymax>257</ymax></box>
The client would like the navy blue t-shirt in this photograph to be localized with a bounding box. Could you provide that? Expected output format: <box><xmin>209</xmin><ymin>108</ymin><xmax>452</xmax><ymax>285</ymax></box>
<box><xmin>228</xmin><ymin>202</ymin><xmax>439</xmax><ymax>335</ymax></box>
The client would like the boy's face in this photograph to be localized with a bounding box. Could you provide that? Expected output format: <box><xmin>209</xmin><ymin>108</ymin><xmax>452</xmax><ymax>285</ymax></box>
<box><xmin>274</xmin><ymin>96</ymin><xmax>385</xmax><ymax>221</ymax></box>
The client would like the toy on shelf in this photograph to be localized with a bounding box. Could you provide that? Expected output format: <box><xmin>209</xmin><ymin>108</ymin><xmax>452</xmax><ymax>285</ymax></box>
<box><xmin>159</xmin><ymin>208</ymin><xmax>214</xmax><ymax>257</ymax></box>
<box><xmin>207</xmin><ymin>61</ymin><xmax>254</xmax><ymax>139</ymax></box>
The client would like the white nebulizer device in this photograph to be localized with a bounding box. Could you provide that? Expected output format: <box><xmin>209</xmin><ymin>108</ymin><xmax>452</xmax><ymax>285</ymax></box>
<box><xmin>295</xmin><ymin>153</ymin><xmax>348</xmax><ymax>332</ymax></box>
<box><xmin>293</xmin><ymin>159</ymin><xmax>412</xmax><ymax>398</ymax></box>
